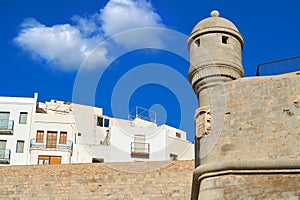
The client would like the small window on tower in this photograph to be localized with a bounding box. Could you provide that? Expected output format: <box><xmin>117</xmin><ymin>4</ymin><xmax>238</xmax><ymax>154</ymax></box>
<box><xmin>194</xmin><ymin>38</ymin><xmax>200</xmax><ymax>47</ymax></box>
<box><xmin>222</xmin><ymin>36</ymin><xmax>229</xmax><ymax>44</ymax></box>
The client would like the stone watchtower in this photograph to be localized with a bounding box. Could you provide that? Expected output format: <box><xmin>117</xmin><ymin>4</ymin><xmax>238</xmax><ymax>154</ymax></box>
<box><xmin>189</xmin><ymin>10</ymin><xmax>300</xmax><ymax>200</ymax></box>
<box><xmin>187</xmin><ymin>10</ymin><xmax>244</xmax><ymax>167</ymax></box>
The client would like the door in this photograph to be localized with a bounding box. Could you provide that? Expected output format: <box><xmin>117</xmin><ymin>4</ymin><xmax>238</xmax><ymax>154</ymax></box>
<box><xmin>38</xmin><ymin>155</ymin><xmax>61</xmax><ymax>165</ymax></box>
<box><xmin>50</xmin><ymin>156</ymin><xmax>61</xmax><ymax>164</ymax></box>
<box><xmin>46</xmin><ymin>131</ymin><xmax>57</xmax><ymax>148</ymax></box>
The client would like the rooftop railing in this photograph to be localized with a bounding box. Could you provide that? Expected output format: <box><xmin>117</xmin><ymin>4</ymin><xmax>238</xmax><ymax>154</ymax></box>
<box><xmin>256</xmin><ymin>56</ymin><xmax>300</xmax><ymax>76</ymax></box>
<box><xmin>128</xmin><ymin>106</ymin><xmax>156</xmax><ymax>124</ymax></box>
<box><xmin>0</xmin><ymin>119</ymin><xmax>14</xmax><ymax>134</ymax></box>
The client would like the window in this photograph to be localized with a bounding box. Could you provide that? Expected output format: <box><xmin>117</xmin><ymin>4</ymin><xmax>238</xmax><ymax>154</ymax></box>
<box><xmin>97</xmin><ymin>116</ymin><xmax>110</xmax><ymax>128</ymax></box>
<box><xmin>194</xmin><ymin>38</ymin><xmax>200</xmax><ymax>47</ymax></box>
<box><xmin>0</xmin><ymin>112</ymin><xmax>10</xmax><ymax>129</ymax></box>
<box><xmin>97</xmin><ymin>116</ymin><xmax>103</xmax><ymax>127</ymax></box>
<box><xmin>16</xmin><ymin>141</ymin><xmax>24</xmax><ymax>153</ymax></box>
<box><xmin>59</xmin><ymin>132</ymin><xmax>67</xmax><ymax>144</ymax></box>
<box><xmin>104</xmin><ymin>118</ymin><xmax>109</xmax><ymax>127</ymax></box>
<box><xmin>0</xmin><ymin>140</ymin><xmax>7</xmax><ymax>149</ymax></box>
<box><xmin>0</xmin><ymin>140</ymin><xmax>7</xmax><ymax>159</ymax></box>
<box><xmin>222</xmin><ymin>36</ymin><xmax>229</xmax><ymax>44</ymax></box>
<box><xmin>133</xmin><ymin>135</ymin><xmax>146</xmax><ymax>153</ymax></box>
<box><xmin>36</xmin><ymin>131</ymin><xmax>44</xmax><ymax>143</ymax></box>
<box><xmin>170</xmin><ymin>153</ymin><xmax>178</xmax><ymax>161</ymax></box>
<box><xmin>92</xmin><ymin>158</ymin><xmax>104</xmax><ymax>163</ymax></box>
<box><xmin>176</xmin><ymin>132</ymin><xmax>181</xmax><ymax>138</ymax></box>
<box><xmin>46</xmin><ymin>131</ymin><xmax>57</xmax><ymax>148</ymax></box>
<box><xmin>19</xmin><ymin>112</ymin><xmax>28</xmax><ymax>124</ymax></box>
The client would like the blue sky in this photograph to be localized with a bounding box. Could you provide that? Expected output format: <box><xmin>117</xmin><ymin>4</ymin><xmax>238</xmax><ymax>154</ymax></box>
<box><xmin>0</xmin><ymin>0</ymin><xmax>299</xmax><ymax>142</ymax></box>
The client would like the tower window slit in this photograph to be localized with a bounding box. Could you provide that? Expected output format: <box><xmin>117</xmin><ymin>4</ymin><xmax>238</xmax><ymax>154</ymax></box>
<box><xmin>222</xmin><ymin>36</ymin><xmax>229</xmax><ymax>44</ymax></box>
<box><xmin>194</xmin><ymin>38</ymin><xmax>200</xmax><ymax>47</ymax></box>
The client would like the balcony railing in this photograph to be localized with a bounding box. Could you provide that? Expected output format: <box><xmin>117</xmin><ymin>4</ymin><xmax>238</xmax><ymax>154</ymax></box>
<box><xmin>0</xmin><ymin>119</ymin><xmax>14</xmax><ymax>134</ymax></box>
<box><xmin>30</xmin><ymin>138</ymin><xmax>73</xmax><ymax>151</ymax></box>
<box><xmin>0</xmin><ymin>149</ymin><xmax>11</xmax><ymax>164</ymax></box>
<box><xmin>131</xmin><ymin>142</ymin><xmax>150</xmax><ymax>158</ymax></box>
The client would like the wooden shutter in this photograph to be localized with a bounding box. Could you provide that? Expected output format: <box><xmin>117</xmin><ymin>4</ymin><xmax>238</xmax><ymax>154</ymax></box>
<box><xmin>59</xmin><ymin>132</ymin><xmax>67</xmax><ymax>144</ymax></box>
<box><xmin>46</xmin><ymin>131</ymin><xmax>57</xmax><ymax>148</ymax></box>
<box><xmin>50</xmin><ymin>156</ymin><xmax>61</xmax><ymax>164</ymax></box>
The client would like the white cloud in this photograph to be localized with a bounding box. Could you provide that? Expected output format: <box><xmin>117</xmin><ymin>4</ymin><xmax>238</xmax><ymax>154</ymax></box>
<box><xmin>100</xmin><ymin>0</ymin><xmax>165</xmax><ymax>48</ymax></box>
<box><xmin>100</xmin><ymin>0</ymin><xmax>164</xmax><ymax>34</ymax></box>
<box><xmin>14</xmin><ymin>0</ymin><xmax>165</xmax><ymax>71</ymax></box>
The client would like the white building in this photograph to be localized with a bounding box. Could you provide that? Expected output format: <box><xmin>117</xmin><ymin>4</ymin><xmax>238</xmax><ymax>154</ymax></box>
<box><xmin>29</xmin><ymin>100</ymin><xmax>75</xmax><ymax>165</ymax></box>
<box><xmin>0</xmin><ymin>93</ymin><xmax>37</xmax><ymax>165</ymax></box>
<box><xmin>0</xmin><ymin>94</ymin><xmax>194</xmax><ymax>165</ymax></box>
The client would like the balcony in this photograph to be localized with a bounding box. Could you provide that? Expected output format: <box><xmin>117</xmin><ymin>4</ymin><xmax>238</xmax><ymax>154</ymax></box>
<box><xmin>30</xmin><ymin>138</ymin><xmax>73</xmax><ymax>152</ymax></box>
<box><xmin>131</xmin><ymin>142</ymin><xmax>150</xmax><ymax>158</ymax></box>
<box><xmin>0</xmin><ymin>120</ymin><xmax>14</xmax><ymax>135</ymax></box>
<box><xmin>0</xmin><ymin>149</ymin><xmax>11</xmax><ymax>164</ymax></box>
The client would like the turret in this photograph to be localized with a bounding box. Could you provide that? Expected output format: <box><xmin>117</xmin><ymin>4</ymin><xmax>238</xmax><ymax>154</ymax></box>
<box><xmin>188</xmin><ymin>10</ymin><xmax>245</xmax><ymax>167</ymax></box>
<box><xmin>188</xmin><ymin>10</ymin><xmax>244</xmax><ymax>103</ymax></box>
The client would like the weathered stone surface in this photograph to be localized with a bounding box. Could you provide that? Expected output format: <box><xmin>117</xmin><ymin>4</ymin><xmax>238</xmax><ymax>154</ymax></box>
<box><xmin>199</xmin><ymin>174</ymin><xmax>300</xmax><ymax>200</ymax></box>
<box><xmin>200</xmin><ymin>73</ymin><xmax>300</xmax><ymax>164</ymax></box>
<box><xmin>0</xmin><ymin>160</ymin><xmax>194</xmax><ymax>199</ymax></box>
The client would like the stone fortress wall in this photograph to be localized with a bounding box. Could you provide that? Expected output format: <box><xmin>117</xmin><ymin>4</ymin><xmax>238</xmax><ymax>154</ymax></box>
<box><xmin>193</xmin><ymin>72</ymin><xmax>300</xmax><ymax>199</ymax></box>
<box><xmin>0</xmin><ymin>160</ymin><xmax>194</xmax><ymax>199</ymax></box>
<box><xmin>188</xmin><ymin>10</ymin><xmax>300</xmax><ymax>200</ymax></box>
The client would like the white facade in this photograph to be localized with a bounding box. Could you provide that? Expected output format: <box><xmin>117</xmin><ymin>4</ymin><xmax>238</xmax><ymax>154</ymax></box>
<box><xmin>0</xmin><ymin>93</ymin><xmax>37</xmax><ymax>165</ymax></box>
<box><xmin>29</xmin><ymin>110</ymin><xmax>75</xmax><ymax>165</ymax></box>
<box><xmin>0</xmin><ymin>94</ymin><xmax>194</xmax><ymax>165</ymax></box>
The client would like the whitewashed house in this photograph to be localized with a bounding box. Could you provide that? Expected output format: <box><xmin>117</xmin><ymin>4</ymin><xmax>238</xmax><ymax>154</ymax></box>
<box><xmin>29</xmin><ymin>100</ymin><xmax>75</xmax><ymax>165</ymax></box>
<box><xmin>0</xmin><ymin>94</ymin><xmax>194</xmax><ymax>165</ymax></box>
<box><xmin>0</xmin><ymin>93</ymin><xmax>37</xmax><ymax>165</ymax></box>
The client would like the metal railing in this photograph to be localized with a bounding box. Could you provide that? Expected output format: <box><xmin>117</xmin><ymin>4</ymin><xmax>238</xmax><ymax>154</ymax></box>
<box><xmin>130</xmin><ymin>142</ymin><xmax>150</xmax><ymax>156</ymax></box>
<box><xmin>256</xmin><ymin>56</ymin><xmax>300</xmax><ymax>76</ymax></box>
<box><xmin>30</xmin><ymin>138</ymin><xmax>73</xmax><ymax>151</ymax></box>
<box><xmin>0</xmin><ymin>149</ymin><xmax>11</xmax><ymax>164</ymax></box>
<box><xmin>0</xmin><ymin>119</ymin><xmax>14</xmax><ymax>134</ymax></box>
<box><xmin>128</xmin><ymin>106</ymin><xmax>156</xmax><ymax>124</ymax></box>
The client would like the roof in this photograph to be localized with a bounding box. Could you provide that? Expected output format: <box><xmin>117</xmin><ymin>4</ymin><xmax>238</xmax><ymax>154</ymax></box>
<box><xmin>191</xmin><ymin>10</ymin><xmax>239</xmax><ymax>34</ymax></box>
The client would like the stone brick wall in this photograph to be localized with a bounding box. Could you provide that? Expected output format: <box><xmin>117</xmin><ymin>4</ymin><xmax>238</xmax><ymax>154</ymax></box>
<box><xmin>200</xmin><ymin>72</ymin><xmax>300</xmax><ymax>164</ymax></box>
<box><xmin>193</xmin><ymin>72</ymin><xmax>300</xmax><ymax>199</ymax></box>
<box><xmin>199</xmin><ymin>174</ymin><xmax>300</xmax><ymax>200</ymax></box>
<box><xmin>0</xmin><ymin>160</ymin><xmax>194</xmax><ymax>199</ymax></box>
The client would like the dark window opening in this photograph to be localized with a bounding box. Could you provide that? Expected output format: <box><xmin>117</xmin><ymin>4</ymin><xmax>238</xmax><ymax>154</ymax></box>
<box><xmin>104</xmin><ymin>118</ymin><xmax>109</xmax><ymax>127</ymax></box>
<box><xmin>97</xmin><ymin>116</ymin><xmax>103</xmax><ymax>127</ymax></box>
<box><xmin>176</xmin><ymin>132</ymin><xmax>181</xmax><ymax>138</ymax></box>
<box><xmin>97</xmin><ymin>116</ymin><xmax>110</xmax><ymax>128</ymax></box>
<box><xmin>194</xmin><ymin>38</ymin><xmax>200</xmax><ymax>47</ymax></box>
<box><xmin>92</xmin><ymin>158</ymin><xmax>104</xmax><ymax>163</ymax></box>
<box><xmin>222</xmin><ymin>36</ymin><xmax>229</xmax><ymax>44</ymax></box>
<box><xmin>170</xmin><ymin>153</ymin><xmax>178</xmax><ymax>161</ymax></box>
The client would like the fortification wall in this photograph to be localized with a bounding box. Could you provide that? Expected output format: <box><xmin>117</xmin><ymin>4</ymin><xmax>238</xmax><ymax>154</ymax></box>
<box><xmin>200</xmin><ymin>72</ymin><xmax>300</xmax><ymax>164</ymax></box>
<box><xmin>194</xmin><ymin>72</ymin><xmax>300</xmax><ymax>199</ymax></box>
<box><xmin>0</xmin><ymin>160</ymin><xmax>194</xmax><ymax>199</ymax></box>
<box><xmin>199</xmin><ymin>174</ymin><xmax>300</xmax><ymax>199</ymax></box>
